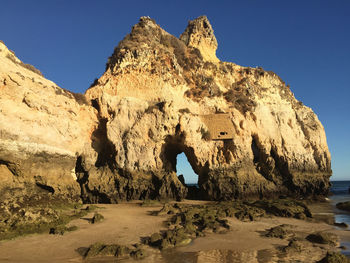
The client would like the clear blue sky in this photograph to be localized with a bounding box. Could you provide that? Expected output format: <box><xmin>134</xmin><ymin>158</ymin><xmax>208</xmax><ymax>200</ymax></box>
<box><xmin>1</xmin><ymin>0</ymin><xmax>349</xmax><ymax>182</ymax></box>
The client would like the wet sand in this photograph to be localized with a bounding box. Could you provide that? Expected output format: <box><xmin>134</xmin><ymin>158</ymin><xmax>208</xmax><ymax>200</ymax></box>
<box><xmin>0</xmin><ymin>201</ymin><xmax>349</xmax><ymax>263</ymax></box>
<box><xmin>309</xmin><ymin>198</ymin><xmax>350</xmax><ymax>255</ymax></box>
<box><xmin>0</xmin><ymin>203</ymin><xmax>167</xmax><ymax>263</ymax></box>
<box><xmin>158</xmin><ymin>216</ymin><xmax>350</xmax><ymax>263</ymax></box>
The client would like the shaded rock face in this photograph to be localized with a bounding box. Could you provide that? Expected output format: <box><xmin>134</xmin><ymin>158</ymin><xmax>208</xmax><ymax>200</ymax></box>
<box><xmin>0</xmin><ymin>16</ymin><xmax>331</xmax><ymax>204</ymax></box>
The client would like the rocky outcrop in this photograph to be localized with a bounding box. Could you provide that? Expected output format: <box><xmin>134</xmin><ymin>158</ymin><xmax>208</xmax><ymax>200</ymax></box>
<box><xmin>0</xmin><ymin>16</ymin><xmax>332</xmax><ymax>204</ymax></box>
<box><xmin>0</xmin><ymin>40</ymin><xmax>97</xmax><ymax>204</ymax></box>
<box><xmin>179</xmin><ymin>15</ymin><xmax>219</xmax><ymax>63</ymax></box>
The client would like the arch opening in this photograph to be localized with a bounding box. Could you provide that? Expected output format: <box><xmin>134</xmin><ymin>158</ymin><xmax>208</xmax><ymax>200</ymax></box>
<box><xmin>176</xmin><ymin>152</ymin><xmax>198</xmax><ymax>185</ymax></box>
<box><xmin>161</xmin><ymin>135</ymin><xmax>202</xmax><ymax>199</ymax></box>
<box><xmin>176</xmin><ymin>152</ymin><xmax>200</xmax><ymax>200</ymax></box>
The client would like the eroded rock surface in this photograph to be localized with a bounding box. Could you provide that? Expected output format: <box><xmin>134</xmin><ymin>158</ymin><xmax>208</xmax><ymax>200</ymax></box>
<box><xmin>0</xmin><ymin>16</ymin><xmax>331</xmax><ymax>204</ymax></box>
<box><xmin>0</xmin><ymin>41</ymin><xmax>98</xmax><ymax>206</ymax></box>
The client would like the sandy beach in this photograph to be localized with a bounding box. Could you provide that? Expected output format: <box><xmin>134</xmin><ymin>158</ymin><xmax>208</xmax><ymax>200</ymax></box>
<box><xmin>0</xmin><ymin>201</ymin><xmax>349</xmax><ymax>263</ymax></box>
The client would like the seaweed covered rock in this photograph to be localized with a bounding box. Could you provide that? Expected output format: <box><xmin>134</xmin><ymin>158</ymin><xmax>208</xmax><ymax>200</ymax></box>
<box><xmin>148</xmin><ymin>203</ymin><xmax>233</xmax><ymax>250</ymax></box>
<box><xmin>318</xmin><ymin>251</ymin><xmax>350</xmax><ymax>263</ymax></box>
<box><xmin>150</xmin><ymin>232</ymin><xmax>163</xmax><ymax>246</ymax></box>
<box><xmin>282</xmin><ymin>239</ymin><xmax>305</xmax><ymax>253</ymax></box>
<box><xmin>233</xmin><ymin>205</ymin><xmax>266</xmax><ymax>221</ymax></box>
<box><xmin>90</xmin><ymin>212</ymin><xmax>104</xmax><ymax>224</ymax></box>
<box><xmin>79</xmin><ymin>242</ymin><xmax>145</xmax><ymax>260</ymax></box>
<box><xmin>160</xmin><ymin>227</ymin><xmax>193</xmax><ymax>249</ymax></box>
<box><xmin>49</xmin><ymin>225</ymin><xmax>78</xmax><ymax>235</ymax></box>
<box><xmin>334</xmin><ymin>222</ymin><xmax>348</xmax><ymax>228</ymax></box>
<box><xmin>264</xmin><ymin>224</ymin><xmax>293</xmax><ymax>239</ymax></box>
<box><xmin>306</xmin><ymin>232</ymin><xmax>339</xmax><ymax>246</ymax></box>
<box><xmin>253</xmin><ymin>199</ymin><xmax>312</xmax><ymax>219</ymax></box>
<box><xmin>148</xmin><ymin>199</ymin><xmax>312</xmax><ymax>250</ymax></box>
<box><xmin>0</xmin><ymin>200</ymin><xmax>90</xmax><ymax>240</ymax></box>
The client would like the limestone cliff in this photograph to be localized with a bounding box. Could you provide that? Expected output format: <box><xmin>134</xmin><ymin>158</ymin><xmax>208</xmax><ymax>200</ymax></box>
<box><xmin>0</xmin><ymin>40</ymin><xmax>97</xmax><ymax>203</ymax></box>
<box><xmin>0</xmin><ymin>16</ymin><xmax>331</xmax><ymax>204</ymax></box>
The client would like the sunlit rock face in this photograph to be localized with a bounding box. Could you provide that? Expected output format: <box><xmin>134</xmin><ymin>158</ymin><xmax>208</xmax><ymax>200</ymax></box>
<box><xmin>0</xmin><ymin>41</ymin><xmax>98</xmax><ymax>204</ymax></box>
<box><xmin>0</xmin><ymin>16</ymin><xmax>331</xmax><ymax>203</ymax></box>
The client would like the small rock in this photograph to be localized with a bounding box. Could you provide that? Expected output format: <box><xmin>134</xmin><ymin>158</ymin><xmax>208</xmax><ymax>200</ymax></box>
<box><xmin>306</xmin><ymin>232</ymin><xmax>338</xmax><ymax>246</ymax></box>
<box><xmin>150</xmin><ymin>232</ymin><xmax>162</xmax><ymax>247</ymax></box>
<box><xmin>171</xmin><ymin>215</ymin><xmax>182</xmax><ymax>225</ymax></box>
<box><xmin>318</xmin><ymin>251</ymin><xmax>350</xmax><ymax>263</ymax></box>
<box><xmin>157</xmin><ymin>204</ymin><xmax>176</xmax><ymax>215</ymax></box>
<box><xmin>49</xmin><ymin>226</ymin><xmax>65</xmax><ymax>235</ymax></box>
<box><xmin>283</xmin><ymin>239</ymin><xmax>304</xmax><ymax>253</ymax></box>
<box><xmin>334</xmin><ymin>222</ymin><xmax>348</xmax><ymax>228</ymax></box>
<box><xmin>76</xmin><ymin>247</ymin><xmax>89</xmax><ymax>257</ymax></box>
<box><xmin>99</xmin><ymin>244</ymin><xmax>118</xmax><ymax>256</ymax></box>
<box><xmin>336</xmin><ymin>201</ymin><xmax>350</xmax><ymax>212</ymax></box>
<box><xmin>85</xmin><ymin>242</ymin><xmax>105</xmax><ymax>257</ymax></box>
<box><xmin>176</xmin><ymin>237</ymin><xmax>192</xmax><ymax>246</ymax></box>
<box><xmin>265</xmin><ymin>225</ymin><xmax>291</xmax><ymax>239</ymax></box>
<box><xmin>115</xmin><ymin>245</ymin><xmax>131</xmax><ymax>257</ymax></box>
<box><xmin>160</xmin><ymin>238</ymin><xmax>171</xmax><ymax>250</ymax></box>
<box><xmin>91</xmin><ymin>212</ymin><xmax>104</xmax><ymax>224</ymax></box>
<box><xmin>130</xmin><ymin>248</ymin><xmax>146</xmax><ymax>259</ymax></box>
<box><xmin>183</xmin><ymin>222</ymin><xmax>196</xmax><ymax>234</ymax></box>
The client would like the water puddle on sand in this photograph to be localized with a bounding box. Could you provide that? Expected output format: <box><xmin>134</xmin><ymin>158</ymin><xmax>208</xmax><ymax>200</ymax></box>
<box><xmin>106</xmin><ymin>249</ymin><xmax>275</xmax><ymax>263</ymax></box>
<box><xmin>309</xmin><ymin>198</ymin><xmax>350</xmax><ymax>258</ymax></box>
<box><xmin>159</xmin><ymin>249</ymin><xmax>274</xmax><ymax>263</ymax></box>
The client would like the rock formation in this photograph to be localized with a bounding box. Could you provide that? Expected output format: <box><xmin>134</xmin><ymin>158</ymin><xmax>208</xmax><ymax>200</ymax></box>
<box><xmin>0</xmin><ymin>40</ymin><xmax>98</xmax><ymax>204</ymax></box>
<box><xmin>0</xmin><ymin>16</ymin><xmax>332</xmax><ymax>204</ymax></box>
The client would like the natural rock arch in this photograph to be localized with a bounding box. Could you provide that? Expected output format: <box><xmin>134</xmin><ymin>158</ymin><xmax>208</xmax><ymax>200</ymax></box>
<box><xmin>161</xmin><ymin>135</ymin><xmax>200</xmax><ymax>176</ymax></box>
<box><xmin>160</xmin><ymin>133</ymin><xmax>204</xmax><ymax>199</ymax></box>
<box><xmin>176</xmin><ymin>153</ymin><xmax>198</xmax><ymax>185</ymax></box>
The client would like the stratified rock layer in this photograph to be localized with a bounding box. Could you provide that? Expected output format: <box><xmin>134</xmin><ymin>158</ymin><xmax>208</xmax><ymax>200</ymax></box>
<box><xmin>0</xmin><ymin>16</ymin><xmax>331</xmax><ymax>204</ymax></box>
<box><xmin>0</xmin><ymin>40</ymin><xmax>98</xmax><ymax>204</ymax></box>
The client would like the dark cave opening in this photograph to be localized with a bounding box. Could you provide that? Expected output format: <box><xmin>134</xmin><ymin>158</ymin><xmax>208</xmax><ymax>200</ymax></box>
<box><xmin>91</xmin><ymin>118</ymin><xmax>117</xmax><ymax>170</ymax></box>
<box><xmin>251</xmin><ymin>136</ymin><xmax>260</xmax><ymax>164</ymax></box>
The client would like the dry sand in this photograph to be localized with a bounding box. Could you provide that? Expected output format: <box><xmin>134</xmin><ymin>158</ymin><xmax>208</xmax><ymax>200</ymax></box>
<box><xmin>0</xmin><ymin>201</ymin><xmax>349</xmax><ymax>263</ymax></box>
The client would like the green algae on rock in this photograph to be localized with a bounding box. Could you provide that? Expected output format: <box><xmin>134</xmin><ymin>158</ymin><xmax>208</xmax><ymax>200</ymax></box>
<box><xmin>146</xmin><ymin>199</ymin><xmax>312</xmax><ymax>251</ymax></box>
<box><xmin>78</xmin><ymin>242</ymin><xmax>146</xmax><ymax>260</ymax></box>
<box><xmin>306</xmin><ymin>232</ymin><xmax>339</xmax><ymax>246</ymax></box>
<box><xmin>49</xmin><ymin>225</ymin><xmax>78</xmax><ymax>235</ymax></box>
<box><xmin>90</xmin><ymin>212</ymin><xmax>104</xmax><ymax>224</ymax></box>
<box><xmin>264</xmin><ymin>224</ymin><xmax>293</xmax><ymax>239</ymax></box>
<box><xmin>318</xmin><ymin>251</ymin><xmax>350</xmax><ymax>263</ymax></box>
<box><xmin>0</xmin><ymin>198</ymin><xmax>97</xmax><ymax>240</ymax></box>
